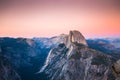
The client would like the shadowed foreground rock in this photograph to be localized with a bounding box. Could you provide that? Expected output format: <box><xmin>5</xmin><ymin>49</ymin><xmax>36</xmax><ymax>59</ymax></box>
<box><xmin>0</xmin><ymin>47</ymin><xmax>21</xmax><ymax>80</ymax></box>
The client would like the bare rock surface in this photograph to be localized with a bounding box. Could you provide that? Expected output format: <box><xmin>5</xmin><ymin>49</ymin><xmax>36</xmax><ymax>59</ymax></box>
<box><xmin>40</xmin><ymin>30</ymin><xmax>116</xmax><ymax>80</ymax></box>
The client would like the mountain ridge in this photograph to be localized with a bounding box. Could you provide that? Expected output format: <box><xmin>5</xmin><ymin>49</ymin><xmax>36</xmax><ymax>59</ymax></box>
<box><xmin>40</xmin><ymin>30</ymin><xmax>117</xmax><ymax>80</ymax></box>
<box><xmin>0</xmin><ymin>30</ymin><xmax>120</xmax><ymax>80</ymax></box>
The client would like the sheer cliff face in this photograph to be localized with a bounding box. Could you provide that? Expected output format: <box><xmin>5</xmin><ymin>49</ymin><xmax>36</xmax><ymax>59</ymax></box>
<box><xmin>40</xmin><ymin>30</ymin><xmax>116</xmax><ymax>80</ymax></box>
<box><xmin>0</xmin><ymin>47</ymin><xmax>21</xmax><ymax>80</ymax></box>
<box><xmin>69</xmin><ymin>30</ymin><xmax>87</xmax><ymax>46</ymax></box>
<box><xmin>63</xmin><ymin>30</ymin><xmax>87</xmax><ymax>48</ymax></box>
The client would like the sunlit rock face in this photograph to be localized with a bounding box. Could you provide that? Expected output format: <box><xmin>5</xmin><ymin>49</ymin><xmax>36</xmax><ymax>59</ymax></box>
<box><xmin>40</xmin><ymin>30</ymin><xmax>116</xmax><ymax>80</ymax></box>
<box><xmin>69</xmin><ymin>30</ymin><xmax>87</xmax><ymax>46</ymax></box>
<box><xmin>65</xmin><ymin>30</ymin><xmax>87</xmax><ymax>48</ymax></box>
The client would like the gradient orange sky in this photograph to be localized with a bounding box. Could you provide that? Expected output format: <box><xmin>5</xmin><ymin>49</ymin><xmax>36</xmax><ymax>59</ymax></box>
<box><xmin>0</xmin><ymin>0</ymin><xmax>120</xmax><ymax>38</ymax></box>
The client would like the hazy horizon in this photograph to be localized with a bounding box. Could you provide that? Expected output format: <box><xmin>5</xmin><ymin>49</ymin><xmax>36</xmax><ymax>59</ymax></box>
<box><xmin>0</xmin><ymin>31</ymin><xmax>119</xmax><ymax>39</ymax></box>
<box><xmin>0</xmin><ymin>0</ymin><xmax>120</xmax><ymax>38</ymax></box>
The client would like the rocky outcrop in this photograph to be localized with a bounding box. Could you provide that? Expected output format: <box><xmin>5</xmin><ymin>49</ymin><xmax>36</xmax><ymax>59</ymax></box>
<box><xmin>112</xmin><ymin>60</ymin><xmax>120</xmax><ymax>80</ymax></box>
<box><xmin>69</xmin><ymin>30</ymin><xmax>87</xmax><ymax>46</ymax></box>
<box><xmin>40</xmin><ymin>30</ymin><xmax>116</xmax><ymax>80</ymax></box>
<box><xmin>63</xmin><ymin>30</ymin><xmax>87</xmax><ymax>48</ymax></box>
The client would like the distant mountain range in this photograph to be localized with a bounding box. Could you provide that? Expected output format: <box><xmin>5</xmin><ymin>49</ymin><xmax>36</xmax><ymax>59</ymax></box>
<box><xmin>87</xmin><ymin>38</ymin><xmax>120</xmax><ymax>59</ymax></box>
<box><xmin>0</xmin><ymin>31</ymin><xmax>120</xmax><ymax>80</ymax></box>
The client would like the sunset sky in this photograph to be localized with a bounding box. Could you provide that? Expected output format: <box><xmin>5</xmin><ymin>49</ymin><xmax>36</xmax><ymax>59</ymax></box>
<box><xmin>0</xmin><ymin>0</ymin><xmax>120</xmax><ymax>38</ymax></box>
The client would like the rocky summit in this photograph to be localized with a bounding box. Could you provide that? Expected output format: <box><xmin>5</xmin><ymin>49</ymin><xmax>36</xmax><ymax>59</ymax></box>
<box><xmin>60</xmin><ymin>30</ymin><xmax>88</xmax><ymax>48</ymax></box>
<box><xmin>40</xmin><ymin>30</ymin><xmax>117</xmax><ymax>80</ymax></box>
<box><xmin>69</xmin><ymin>30</ymin><xmax>87</xmax><ymax>46</ymax></box>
